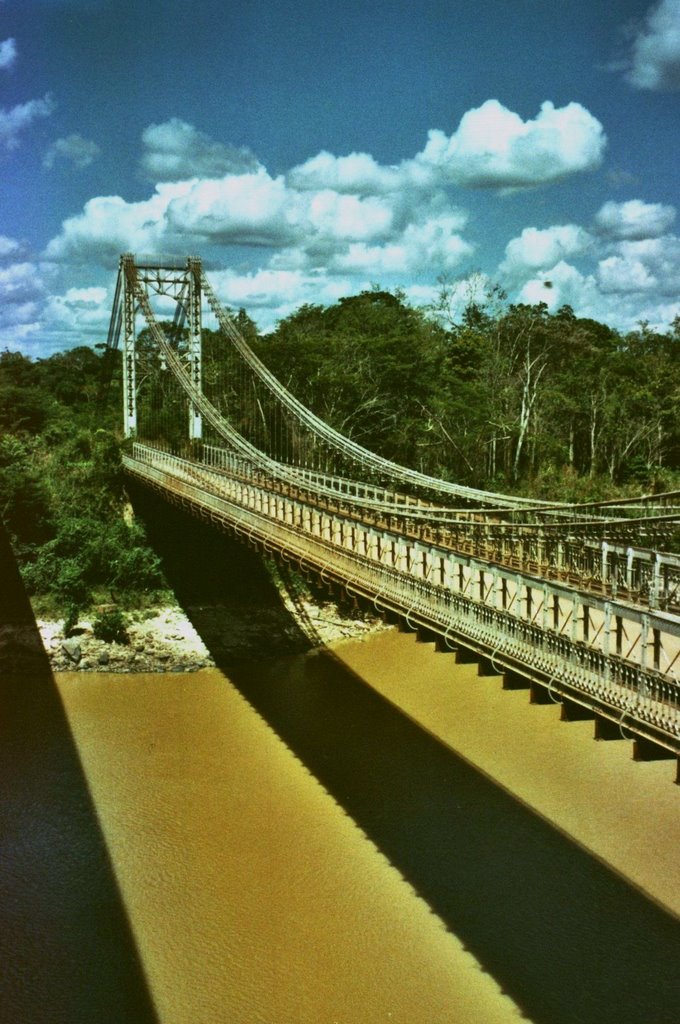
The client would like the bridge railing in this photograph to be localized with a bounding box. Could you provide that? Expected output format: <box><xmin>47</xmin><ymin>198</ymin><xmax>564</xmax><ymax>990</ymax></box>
<box><xmin>125</xmin><ymin>444</ymin><xmax>680</xmax><ymax>752</ymax></box>
<box><xmin>188</xmin><ymin>443</ymin><xmax>680</xmax><ymax>611</ymax></box>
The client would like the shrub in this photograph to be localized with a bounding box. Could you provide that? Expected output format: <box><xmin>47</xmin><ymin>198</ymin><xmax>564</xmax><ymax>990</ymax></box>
<box><xmin>92</xmin><ymin>607</ymin><xmax>129</xmax><ymax>644</ymax></box>
<box><xmin>63</xmin><ymin>603</ymin><xmax>80</xmax><ymax>636</ymax></box>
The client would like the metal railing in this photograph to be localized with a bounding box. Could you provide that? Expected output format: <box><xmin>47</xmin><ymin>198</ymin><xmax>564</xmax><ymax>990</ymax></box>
<box><xmin>125</xmin><ymin>444</ymin><xmax>680</xmax><ymax>753</ymax></box>
<box><xmin>162</xmin><ymin>443</ymin><xmax>680</xmax><ymax>612</ymax></box>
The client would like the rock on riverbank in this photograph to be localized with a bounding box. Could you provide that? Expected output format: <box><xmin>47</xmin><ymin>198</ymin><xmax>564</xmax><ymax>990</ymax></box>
<box><xmin>36</xmin><ymin>597</ymin><xmax>387</xmax><ymax>673</ymax></box>
<box><xmin>38</xmin><ymin>609</ymin><xmax>213</xmax><ymax>674</ymax></box>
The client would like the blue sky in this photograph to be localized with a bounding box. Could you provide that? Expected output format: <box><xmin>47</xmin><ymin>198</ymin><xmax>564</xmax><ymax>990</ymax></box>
<box><xmin>1</xmin><ymin>0</ymin><xmax>680</xmax><ymax>356</ymax></box>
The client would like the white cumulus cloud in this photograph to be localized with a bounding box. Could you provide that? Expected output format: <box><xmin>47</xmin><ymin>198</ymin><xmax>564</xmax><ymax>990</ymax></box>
<box><xmin>165</xmin><ymin>170</ymin><xmax>296</xmax><ymax>245</ymax></box>
<box><xmin>141</xmin><ymin>118</ymin><xmax>259</xmax><ymax>181</ymax></box>
<box><xmin>6</xmin><ymin>278</ymin><xmax>115</xmax><ymax>359</ymax></box>
<box><xmin>594</xmin><ymin>199</ymin><xmax>676</xmax><ymax>239</ymax></box>
<box><xmin>516</xmin><ymin>261</ymin><xmax>600</xmax><ymax>311</ymax></box>
<box><xmin>44</xmin><ymin>100</ymin><xmax>609</xmax><ymax>282</ymax></box>
<box><xmin>44</xmin><ymin>166</ymin><xmax>401</xmax><ymax>270</ymax></box>
<box><xmin>0</xmin><ymin>261</ymin><xmax>47</xmax><ymax>303</ymax></box>
<box><xmin>506</xmin><ymin>234</ymin><xmax>680</xmax><ymax>334</ymax></box>
<box><xmin>44</xmin><ymin>133</ymin><xmax>101</xmax><ymax>169</ymax></box>
<box><xmin>597</xmin><ymin>235</ymin><xmax>680</xmax><ymax>295</ymax></box>
<box><xmin>44</xmin><ymin>182</ymin><xmax>193</xmax><ymax>263</ymax></box>
<box><xmin>305</xmin><ymin>189</ymin><xmax>394</xmax><ymax>242</ymax></box>
<box><xmin>165</xmin><ymin>171</ymin><xmax>396</xmax><ymax>248</ymax></box>
<box><xmin>0</xmin><ymin>260</ymin><xmax>48</xmax><ymax>352</ymax></box>
<box><xmin>287</xmin><ymin>150</ymin><xmax>404</xmax><ymax>194</ymax></box>
<box><xmin>500</xmin><ymin>224</ymin><xmax>593</xmax><ymax>279</ymax></box>
<box><xmin>43</xmin><ymin>286</ymin><xmax>110</xmax><ymax>335</ymax></box>
<box><xmin>0</xmin><ymin>234</ymin><xmax>21</xmax><ymax>259</ymax></box>
<box><xmin>0</xmin><ymin>94</ymin><xmax>54</xmax><ymax>151</ymax></box>
<box><xmin>415</xmin><ymin>99</ymin><xmax>606</xmax><ymax>189</ymax></box>
<box><xmin>46</xmin><ymin>111</ymin><xmax>680</xmax><ymax>352</ymax></box>
<box><xmin>626</xmin><ymin>0</ymin><xmax>680</xmax><ymax>90</ymax></box>
<box><xmin>331</xmin><ymin>213</ymin><xmax>473</xmax><ymax>275</ymax></box>
<box><xmin>207</xmin><ymin>266</ymin><xmax>357</xmax><ymax>328</ymax></box>
<box><xmin>597</xmin><ymin>254</ymin><xmax>658</xmax><ymax>293</ymax></box>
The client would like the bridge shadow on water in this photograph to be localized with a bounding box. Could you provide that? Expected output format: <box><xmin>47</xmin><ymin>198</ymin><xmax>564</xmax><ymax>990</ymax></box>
<box><xmin>132</xmin><ymin>484</ymin><xmax>318</xmax><ymax>659</ymax></box>
<box><xmin>138</xmin><ymin>492</ymin><xmax>680</xmax><ymax>1024</ymax></box>
<box><xmin>0</xmin><ymin>522</ymin><xmax>159</xmax><ymax>1024</ymax></box>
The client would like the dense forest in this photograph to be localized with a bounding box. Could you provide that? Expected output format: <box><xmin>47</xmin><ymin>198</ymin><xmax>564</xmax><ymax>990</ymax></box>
<box><xmin>253</xmin><ymin>285</ymin><xmax>680</xmax><ymax>495</ymax></box>
<box><xmin>1</xmin><ymin>284</ymin><xmax>679</xmax><ymax>623</ymax></box>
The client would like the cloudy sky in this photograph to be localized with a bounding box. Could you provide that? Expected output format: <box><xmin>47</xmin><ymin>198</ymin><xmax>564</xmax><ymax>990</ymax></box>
<box><xmin>1</xmin><ymin>0</ymin><xmax>680</xmax><ymax>357</ymax></box>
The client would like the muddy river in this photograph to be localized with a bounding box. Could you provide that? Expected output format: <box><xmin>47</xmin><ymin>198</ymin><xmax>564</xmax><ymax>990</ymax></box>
<box><xmin>3</xmin><ymin>624</ymin><xmax>680</xmax><ymax>1024</ymax></box>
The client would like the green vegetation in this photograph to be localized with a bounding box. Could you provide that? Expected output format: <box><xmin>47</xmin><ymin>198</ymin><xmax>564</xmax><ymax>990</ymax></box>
<box><xmin>0</xmin><ymin>347</ymin><xmax>166</xmax><ymax>625</ymax></box>
<box><xmin>92</xmin><ymin>607</ymin><xmax>130</xmax><ymax>644</ymax></box>
<box><xmin>255</xmin><ymin>286</ymin><xmax>680</xmax><ymax>499</ymax></box>
<box><xmin>1</xmin><ymin>286</ymin><xmax>678</xmax><ymax>621</ymax></box>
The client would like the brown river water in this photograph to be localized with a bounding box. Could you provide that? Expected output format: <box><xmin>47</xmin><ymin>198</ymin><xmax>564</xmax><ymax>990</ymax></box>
<box><xmin>2</xmin><ymin>506</ymin><xmax>680</xmax><ymax>1024</ymax></box>
<box><xmin>3</xmin><ymin>630</ymin><xmax>680</xmax><ymax>1024</ymax></box>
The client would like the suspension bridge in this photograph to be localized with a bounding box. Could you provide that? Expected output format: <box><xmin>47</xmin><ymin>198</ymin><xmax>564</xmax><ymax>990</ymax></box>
<box><xmin>105</xmin><ymin>254</ymin><xmax>680</xmax><ymax>776</ymax></box>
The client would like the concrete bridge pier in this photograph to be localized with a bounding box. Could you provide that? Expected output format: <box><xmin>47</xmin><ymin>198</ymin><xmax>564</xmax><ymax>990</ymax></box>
<box><xmin>352</xmin><ymin>593</ymin><xmax>375</xmax><ymax>618</ymax></box>
<box><xmin>335</xmin><ymin>589</ymin><xmax>359</xmax><ymax>617</ymax></box>
<box><xmin>593</xmin><ymin>716</ymin><xmax>678</xmax><ymax>779</ymax></box>
<box><xmin>397</xmin><ymin>615</ymin><xmax>417</xmax><ymax>634</ymax></box>
<box><xmin>380</xmin><ymin>608</ymin><xmax>401</xmax><ymax>627</ymax></box>
<box><xmin>632</xmin><ymin>735</ymin><xmax>677</xmax><ymax>763</ymax></box>
<box><xmin>416</xmin><ymin>626</ymin><xmax>440</xmax><ymax>645</ymax></box>
<box><xmin>502</xmin><ymin>669</ymin><xmax>531</xmax><ymax>690</ymax></box>
<box><xmin>594</xmin><ymin>715</ymin><xmax>628</xmax><ymax>741</ymax></box>
<box><xmin>477</xmin><ymin>655</ymin><xmax>502</xmax><ymax>677</ymax></box>
<box><xmin>529</xmin><ymin>680</ymin><xmax>560</xmax><ymax>705</ymax></box>
<box><xmin>650</xmin><ymin>748</ymin><xmax>680</xmax><ymax>786</ymax></box>
<box><xmin>560</xmin><ymin>698</ymin><xmax>595</xmax><ymax>723</ymax></box>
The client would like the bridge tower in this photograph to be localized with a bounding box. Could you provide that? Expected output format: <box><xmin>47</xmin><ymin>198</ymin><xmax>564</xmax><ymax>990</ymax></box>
<box><xmin>117</xmin><ymin>253</ymin><xmax>203</xmax><ymax>440</ymax></box>
<box><xmin>120</xmin><ymin>253</ymin><xmax>137</xmax><ymax>437</ymax></box>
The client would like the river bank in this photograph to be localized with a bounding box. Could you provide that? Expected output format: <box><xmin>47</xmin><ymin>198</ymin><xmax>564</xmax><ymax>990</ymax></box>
<box><xmin>30</xmin><ymin>593</ymin><xmax>388</xmax><ymax>673</ymax></box>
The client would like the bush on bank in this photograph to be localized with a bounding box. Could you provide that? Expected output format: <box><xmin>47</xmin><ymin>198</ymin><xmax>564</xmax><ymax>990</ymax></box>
<box><xmin>0</xmin><ymin>348</ymin><xmax>166</xmax><ymax>623</ymax></box>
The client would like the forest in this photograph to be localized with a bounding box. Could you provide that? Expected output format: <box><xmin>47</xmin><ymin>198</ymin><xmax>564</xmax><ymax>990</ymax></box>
<box><xmin>1</xmin><ymin>283</ymin><xmax>679</xmax><ymax>623</ymax></box>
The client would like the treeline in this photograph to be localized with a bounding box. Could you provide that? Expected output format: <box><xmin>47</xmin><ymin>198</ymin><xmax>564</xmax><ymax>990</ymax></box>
<box><xmin>1</xmin><ymin>286</ymin><xmax>679</xmax><ymax>616</ymax></box>
<box><xmin>252</xmin><ymin>287</ymin><xmax>680</xmax><ymax>498</ymax></box>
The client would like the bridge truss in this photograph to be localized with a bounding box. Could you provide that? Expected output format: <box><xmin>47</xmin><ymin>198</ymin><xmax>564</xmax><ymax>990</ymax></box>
<box><xmin>105</xmin><ymin>254</ymin><xmax>680</xmax><ymax>769</ymax></box>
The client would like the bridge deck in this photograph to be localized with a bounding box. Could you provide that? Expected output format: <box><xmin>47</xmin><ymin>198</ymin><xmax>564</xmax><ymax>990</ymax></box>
<box><xmin>124</xmin><ymin>444</ymin><xmax>680</xmax><ymax>758</ymax></box>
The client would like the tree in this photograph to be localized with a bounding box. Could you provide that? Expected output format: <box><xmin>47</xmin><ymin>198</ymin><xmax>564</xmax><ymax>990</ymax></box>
<box><xmin>0</xmin><ymin>350</ymin><xmax>55</xmax><ymax>434</ymax></box>
<box><xmin>0</xmin><ymin>435</ymin><xmax>53</xmax><ymax>547</ymax></box>
<box><xmin>258</xmin><ymin>290</ymin><xmax>449</xmax><ymax>475</ymax></box>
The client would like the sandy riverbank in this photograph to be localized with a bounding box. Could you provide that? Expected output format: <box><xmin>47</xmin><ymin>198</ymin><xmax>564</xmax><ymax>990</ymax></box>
<box><xmin>32</xmin><ymin>594</ymin><xmax>388</xmax><ymax>673</ymax></box>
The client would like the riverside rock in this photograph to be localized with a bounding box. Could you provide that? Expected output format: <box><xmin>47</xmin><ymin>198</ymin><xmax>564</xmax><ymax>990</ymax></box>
<box><xmin>61</xmin><ymin>638</ymin><xmax>82</xmax><ymax>664</ymax></box>
<box><xmin>37</xmin><ymin>596</ymin><xmax>387</xmax><ymax>674</ymax></box>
